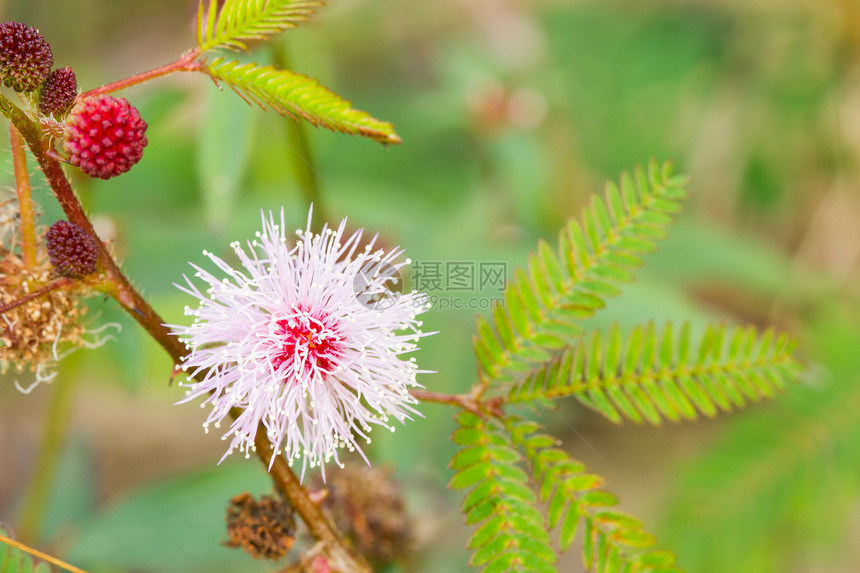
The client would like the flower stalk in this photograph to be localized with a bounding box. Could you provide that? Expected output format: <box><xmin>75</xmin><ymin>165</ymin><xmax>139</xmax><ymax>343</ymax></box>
<box><xmin>76</xmin><ymin>50</ymin><xmax>204</xmax><ymax>101</ymax></box>
<box><xmin>9</xmin><ymin>124</ymin><xmax>37</xmax><ymax>267</ymax></box>
<box><xmin>0</xmin><ymin>91</ymin><xmax>375</xmax><ymax>572</ymax></box>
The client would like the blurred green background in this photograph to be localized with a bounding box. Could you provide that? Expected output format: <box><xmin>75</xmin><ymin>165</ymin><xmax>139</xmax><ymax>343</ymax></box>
<box><xmin>1</xmin><ymin>0</ymin><xmax>859</xmax><ymax>572</ymax></box>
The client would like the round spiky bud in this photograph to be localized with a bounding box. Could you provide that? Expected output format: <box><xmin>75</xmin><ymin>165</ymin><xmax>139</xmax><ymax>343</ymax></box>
<box><xmin>45</xmin><ymin>220</ymin><xmax>98</xmax><ymax>278</ymax></box>
<box><xmin>63</xmin><ymin>95</ymin><xmax>148</xmax><ymax>180</ymax></box>
<box><xmin>38</xmin><ymin>66</ymin><xmax>77</xmax><ymax>116</ymax></box>
<box><xmin>0</xmin><ymin>22</ymin><xmax>53</xmax><ymax>92</ymax></box>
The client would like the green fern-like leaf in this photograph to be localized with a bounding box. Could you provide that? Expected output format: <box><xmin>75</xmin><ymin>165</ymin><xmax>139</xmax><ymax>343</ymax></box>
<box><xmin>205</xmin><ymin>58</ymin><xmax>401</xmax><ymax>144</ymax></box>
<box><xmin>506</xmin><ymin>419</ymin><xmax>682</xmax><ymax>573</ymax></box>
<box><xmin>474</xmin><ymin>160</ymin><xmax>688</xmax><ymax>383</ymax></box>
<box><xmin>450</xmin><ymin>411</ymin><xmax>557</xmax><ymax>573</ymax></box>
<box><xmin>197</xmin><ymin>0</ymin><xmax>322</xmax><ymax>52</ymax></box>
<box><xmin>508</xmin><ymin>322</ymin><xmax>800</xmax><ymax>424</ymax></box>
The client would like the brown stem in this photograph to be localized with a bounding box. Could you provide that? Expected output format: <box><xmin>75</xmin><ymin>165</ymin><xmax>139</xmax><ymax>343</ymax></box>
<box><xmin>0</xmin><ymin>93</ymin><xmax>188</xmax><ymax>358</ymax></box>
<box><xmin>0</xmin><ymin>278</ymin><xmax>74</xmax><ymax>315</ymax></box>
<box><xmin>0</xmin><ymin>91</ymin><xmax>371</xmax><ymax>573</ymax></box>
<box><xmin>77</xmin><ymin>50</ymin><xmax>204</xmax><ymax>100</ymax></box>
<box><xmin>253</xmin><ymin>425</ymin><xmax>372</xmax><ymax>573</ymax></box>
<box><xmin>9</xmin><ymin>124</ymin><xmax>37</xmax><ymax>268</ymax></box>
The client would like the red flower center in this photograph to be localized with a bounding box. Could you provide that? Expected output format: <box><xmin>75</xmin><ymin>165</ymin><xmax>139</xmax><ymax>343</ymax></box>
<box><xmin>270</xmin><ymin>310</ymin><xmax>341</xmax><ymax>381</ymax></box>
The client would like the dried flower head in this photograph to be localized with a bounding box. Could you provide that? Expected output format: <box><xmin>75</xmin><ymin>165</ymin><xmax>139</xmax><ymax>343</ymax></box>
<box><xmin>38</xmin><ymin>66</ymin><xmax>77</xmax><ymax>116</ymax></box>
<box><xmin>315</xmin><ymin>464</ymin><xmax>411</xmax><ymax>565</ymax></box>
<box><xmin>0</xmin><ymin>21</ymin><xmax>53</xmax><ymax>92</ymax></box>
<box><xmin>0</xmin><ymin>244</ymin><xmax>118</xmax><ymax>390</ymax></box>
<box><xmin>0</xmin><ymin>250</ymin><xmax>85</xmax><ymax>382</ymax></box>
<box><xmin>64</xmin><ymin>95</ymin><xmax>148</xmax><ymax>179</ymax></box>
<box><xmin>224</xmin><ymin>492</ymin><xmax>296</xmax><ymax>560</ymax></box>
<box><xmin>172</xmin><ymin>208</ymin><xmax>432</xmax><ymax>478</ymax></box>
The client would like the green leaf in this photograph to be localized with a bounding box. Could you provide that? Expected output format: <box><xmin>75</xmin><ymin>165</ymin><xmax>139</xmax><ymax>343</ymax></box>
<box><xmin>451</xmin><ymin>416</ymin><xmax>557</xmax><ymax>571</ymax></box>
<box><xmin>197</xmin><ymin>0</ymin><xmax>323</xmax><ymax>52</ymax></box>
<box><xmin>205</xmin><ymin>58</ymin><xmax>401</xmax><ymax>144</ymax></box>
<box><xmin>508</xmin><ymin>419</ymin><xmax>680</xmax><ymax>572</ymax></box>
<box><xmin>508</xmin><ymin>322</ymin><xmax>800</xmax><ymax>425</ymax></box>
<box><xmin>474</xmin><ymin>160</ymin><xmax>689</xmax><ymax>383</ymax></box>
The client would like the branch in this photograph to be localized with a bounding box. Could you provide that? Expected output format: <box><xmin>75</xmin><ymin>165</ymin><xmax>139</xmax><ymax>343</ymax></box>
<box><xmin>0</xmin><ymin>91</ymin><xmax>370</xmax><ymax>573</ymax></box>
<box><xmin>76</xmin><ymin>51</ymin><xmax>204</xmax><ymax>100</ymax></box>
<box><xmin>253</xmin><ymin>424</ymin><xmax>372</xmax><ymax>573</ymax></box>
<box><xmin>411</xmin><ymin>389</ymin><xmax>504</xmax><ymax>418</ymax></box>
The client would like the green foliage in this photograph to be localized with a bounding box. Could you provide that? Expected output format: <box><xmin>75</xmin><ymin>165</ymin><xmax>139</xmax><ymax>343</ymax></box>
<box><xmin>196</xmin><ymin>0</ymin><xmax>322</xmax><ymax>52</ymax></box>
<box><xmin>449</xmin><ymin>412</ymin><xmax>683</xmax><ymax>572</ymax></box>
<box><xmin>507</xmin><ymin>419</ymin><xmax>682</xmax><ymax>573</ymax></box>
<box><xmin>662</xmin><ymin>309</ymin><xmax>860</xmax><ymax>573</ymax></box>
<box><xmin>0</xmin><ymin>529</ymin><xmax>54</xmax><ymax>573</ymax></box>
<box><xmin>205</xmin><ymin>58</ymin><xmax>401</xmax><ymax>144</ymax></box>
<box><xmin>473</xmin><ymin>160</ymin><xmax>689</xmax><ymax>383</ymax></box>
<box><xmin>449</xmin><ymin>411</ymin><xmax>557</xmax><ymax>573</ymax></box>
<box><xmin>508</xmin><ymin>322</ymin><xmax>800</xmax><ymax>424</ymax></box>
<box><xmin>459</xmin><ymin>161</ymin><xmax>804</xmax><ymax>571</ymax></box>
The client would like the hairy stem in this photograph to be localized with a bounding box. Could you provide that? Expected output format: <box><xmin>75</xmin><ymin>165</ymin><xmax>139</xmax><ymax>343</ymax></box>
<box><xmin>0</xmin><ymin>91</ymin><xmax>371</xmax><ymax>573</ymax></box>
<box><xmin>17</xmin><ymin>372</ymin><xmax>77</xmax><ymax>544</ymax></box>
<box><xmin>77</xmin><ymin>50</ymin><xmax>204</xmax><ymax>100</ymax></box>
<box><xmin>253</xmin><ymin>425</ymin><xmax>372</xmax><ymax>573</ymax></box>
<box><xmin>9</xmin><ymin>124</ymin><xmax>37</xmax><ymax>267</ymax></box>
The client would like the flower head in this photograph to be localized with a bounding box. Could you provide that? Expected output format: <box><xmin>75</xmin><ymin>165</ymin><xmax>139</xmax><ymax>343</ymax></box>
<box><xmin>0</xmin><ymin>21</ymin><xmax>52</xmax><ymax>92</ymax></box>
<box><xmin>45</xmin><ymin>220</ymin><xmax>99</xmax><ymax>278</ymax></box>
<box><xmin>64</xmin><ymin>95</ymin><xmax>148</xmax><ymax>180</ymax></box>
<box><xmin>38</xmin><ymin>66</ymin><xmax>77</xmax><ymax>116</ymax></box>
<box><xmin>172</xmin><ymin>209</ymin><xmax>431</xmax><ymax>478</ymax></box>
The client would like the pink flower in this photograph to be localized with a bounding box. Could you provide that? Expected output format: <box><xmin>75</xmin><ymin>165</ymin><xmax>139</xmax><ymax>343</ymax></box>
<box><xmin>171</xmin><ymin>209</ymin><xmax>431</xmax><ymax>478</ymax></box>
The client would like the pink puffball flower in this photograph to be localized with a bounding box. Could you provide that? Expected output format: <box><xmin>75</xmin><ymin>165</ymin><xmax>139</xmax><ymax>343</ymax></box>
<box><xmin>171</xmin><ymin>208</ymin><xmax>432</xmax><ymax>479</ymax></box>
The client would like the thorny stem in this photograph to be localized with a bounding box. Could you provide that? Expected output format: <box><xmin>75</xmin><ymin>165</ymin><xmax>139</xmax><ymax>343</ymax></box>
<box><xmin>0</xmin><ymin>92</ymin><xmax>187</xmax><ymax>359</ymax></box>
<box><xmin>253</xmin><ymin>424</ymin><xmax>373</xmax><ymax>573</ymax></box>
<box><xmin>0</xmin><ymin>79</ymin><xmax>504</xmax><ymax>570</ymax></box>
<box><xmin>76</xmin><ymin>50</ymin><xmax>204</xmax><ymax>101</ymax></box>
<box><xmin>0</xmin><ymin>92</ymin><xmax>371</xmax><ymax>573</ymax></box>
<box><xmin>9</xmin><ymin>124</ymin><xmax>37</xmax><ymax>268</ymax></box>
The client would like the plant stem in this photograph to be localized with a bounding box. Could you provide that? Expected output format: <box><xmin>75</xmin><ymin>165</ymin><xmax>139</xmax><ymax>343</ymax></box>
<box><xmin>252</xmin><ymin>424</ymin><xmax>373</xmax><ymax>573</ymax></box>
<box><xmin>17</xmin><ymin>372</ymin><xmax>76</xmax><ymax>544</ymax></box>
<box><xmin>0</xmin><ymin>92</ymin><xmax>188</xmax><ymax>359</ymax></box>
<box><xmin>76</xmin><ymin>50</ymin><xmax>204</xmax><ymax>100</ymax></box>
<box><xmin>9</xmin><ymin>124</ymin><xmax>37</xmax><ymax>267</ymax></box>
<box><xmin>0</xmin><ymin>92</ymin><xmax>371</xmax><ymax>573</ymax></box>
<box><xmin>411</xmin><ymin>389</ymin><xmax>503</xmax><ymax>417</ymax></box>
